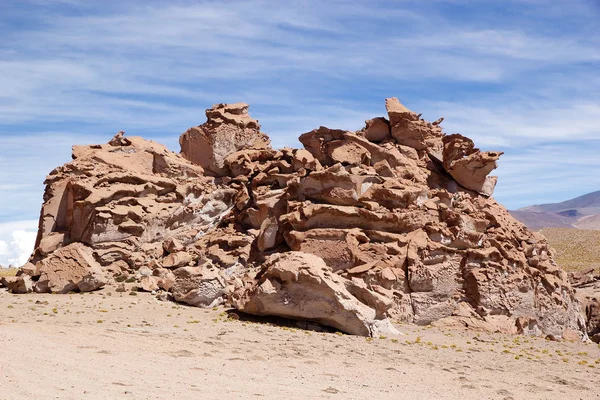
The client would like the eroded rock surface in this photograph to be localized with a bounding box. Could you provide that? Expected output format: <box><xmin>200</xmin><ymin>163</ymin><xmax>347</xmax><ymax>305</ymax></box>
<box><xmin>232</xmin><ymin>252</ymin><xmax>399</xmax><ymax>336</ymax></box>
<box><xmin>14</xmin><ymin>98</ymin><xmax>588</xmax><ymax>338</ymax></box>
<box><xmin>442</xmin><ymin>134</ymin><xmax>503</xmax><ymax>196</ymax></box>
<box><xmin>570</xmin><ymin>268</ymin><xmax>600</xmax><ymax>343</ymax></box>
<box><xmin>35</xmin><ymin>243</ymin><xmax>106</xmax><ymax>294</ymax></box>
<box><xmin>179</xmin><ymin>103</ymin><xmax>271</xmax><ymax>176</ymax></box>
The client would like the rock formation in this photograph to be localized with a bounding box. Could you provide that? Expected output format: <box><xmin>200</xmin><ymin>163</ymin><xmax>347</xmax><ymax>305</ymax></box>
<box><xmin>11</xmin><ymin>97</ymin><xmax>589</xmax><ymax>338</ymax></box>
<box><xmin>179</xmin><ymin>103</ymin><xmax>270</xmax><ymax>176</ymax></box>
<box><xmin>569</xmin><ymin>268</ymin><xmax>600</xmax><ymax>343</ymax></box>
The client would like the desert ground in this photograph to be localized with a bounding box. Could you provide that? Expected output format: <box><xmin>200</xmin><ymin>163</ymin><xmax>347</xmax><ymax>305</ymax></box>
<box><xmin>1</xmin><ymin>289</ymin><xmax>599</xmax><ymax>400</ymax></box>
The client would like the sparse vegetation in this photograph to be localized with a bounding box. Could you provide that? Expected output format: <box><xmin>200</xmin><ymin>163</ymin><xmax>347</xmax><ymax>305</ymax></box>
<box><xmin>0</xmin><ymin>268</ymin><xmax>18</xmax><ymax>277</ymax></box>
<box><xmin>541</xmin><ymin>228</ymin><xmax>600</xmax><ymax>272</ymax></box>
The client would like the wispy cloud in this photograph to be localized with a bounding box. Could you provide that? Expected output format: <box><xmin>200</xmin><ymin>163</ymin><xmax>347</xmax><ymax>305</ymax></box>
<box><xmin>430</xmin><ymin>100</ymin><xmax>600</xmax><ymax>147</ymax></box>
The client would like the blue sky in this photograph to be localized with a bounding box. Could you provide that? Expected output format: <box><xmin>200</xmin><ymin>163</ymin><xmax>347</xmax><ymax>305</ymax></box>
<box><xmin>0</xmin><ymin>0</ymin><xmax>599</xmax><ymax>266</ymax></box>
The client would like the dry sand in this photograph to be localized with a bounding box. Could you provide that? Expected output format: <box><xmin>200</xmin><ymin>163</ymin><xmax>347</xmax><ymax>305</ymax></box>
<box><xmin>1</xmin><ymin>289</ymin><xmax>599</xmax><ymax>400</ymax></box>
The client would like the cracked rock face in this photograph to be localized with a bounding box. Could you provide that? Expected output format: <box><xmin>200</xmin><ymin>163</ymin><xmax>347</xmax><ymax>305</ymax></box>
<box><xmin>570</xmin><ymin>269</ymin><xmax>600</xmax><ymax>343</ymax></box>
<box><xmin>179</xmin><ymin>103</ymin><xmax>271</xmax><ymax>176</ymax></box>
<box><xmin>232</xmin><ymin>252</ymin><xmax>400</xmax><ymax>337</ymax></box>
<box><xmin>14</xmin><ymin>98</ymin><xmax>588</xmax><ymax>338</ymax></box>
<box><xmin>442</xmin><ymin>134</ymin><xmax>503</xmax><ymax>196</ymax></box>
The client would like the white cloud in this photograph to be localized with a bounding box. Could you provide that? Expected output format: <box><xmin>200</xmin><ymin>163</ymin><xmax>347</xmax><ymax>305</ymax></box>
<box><xmin>493</xmin><ymin>142</ymin><xmax>600</xmax><ymax>209</ymax></box>
<box><xmin>0</xmin><ymin>221</ymin><xmax>38</xmax><ymax>268</ymax></box>
<box><xmin>427</xmin><ymin>100</ymin><xmax>600</xmax><ymax>147</ymax></box>
<box><xmin>394</xmin><ymin>29</ymin><xmax>600</xmax><ymax>63</ymax></box>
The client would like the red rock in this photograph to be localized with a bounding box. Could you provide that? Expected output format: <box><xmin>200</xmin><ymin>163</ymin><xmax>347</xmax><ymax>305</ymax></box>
<box><xmin>299</xmin><ymin>164</ymin><xmax>381</xmax><ymax>206</ymax></box>
<box><xmin>19</xmin><ymin>262</ymin><xmax>40</xmax><ymax>277</ymax></box>
<box><xmin>172</xmin><ymin>266</ymin><xmax>226</xmax><ymax>307</ymax></box>
<box><xmin>35</xmin><ymin>243</ymin><xmax>106</xmax><ymax>293</ymax></box>
<box><xmin>37</xmin><ymin>232</ymin><xmax>65</xmax><ymax>256</ymax></box>
<box><xmin>385</xmin><ymin>97</ymin><xmax>443</xmax><ymax>154</ymax></box>
<box><xmin>298</xmin><ymin>127</ymin><xmax>347</xmax><ymax>166</ymax></box>
<box><xmin>162</xmin><ymin>252</ymin><xmax>193</xmax><ymax>269</ymax></box>
<box><xmin>363</xmin><ymin>117</ymin><xmax>391</xmax><ymax>142</ymax></box>
<box><xmin>163</xmin><ymin>237</ymin><xmax>184</xmax><ymax>254</ymax></box>
<box><xmin>285</xmin><ymin>229</ymin><xmax>363</xmax><ymax>271</ymax></box>
<box><xmin>231</xmin><ymin>252</ymin><xmax>399</xmax><ymax>337</ymax></box>
<box><xmin>139</xmin><ymin>276</ymin><xmax>160</xmax><ymax>292</ymax></box>
<box><xmin>573</xmin><ymin>281</ymin><xmax>600</xmax><ymax>342</ymax></box>
<box><xmin>179</xmin><ymin>103</ymin><xmax>270</xmax><ymax>176</ymax></box>
<box><xmin>105</xmin><ymin>260</ymin><xmax>129</xmax><ymax>276</ymax></box>
<box><xmin>442</xmin><ymin>134</ymin><xmax>503</xmax><ymax>196</ymax></box>
<box><xmin>292</xmin><ymin>149</ymin><xmax>321</xmax><ymax>172</ymax></box>
<box><xmin>3</xmin><ymin>275</ymin><xmax>33</xmax><ymax>294</ymax></box>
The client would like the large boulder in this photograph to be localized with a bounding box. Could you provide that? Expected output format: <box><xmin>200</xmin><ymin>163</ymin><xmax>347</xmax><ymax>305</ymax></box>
<box><xmin>231</xmin><ymin>252</ymin><xmax>400</xmax><ymax>337</ymax></box>
<box><xmin>179</xmin><ymin>103</ymin><xmax>271</xmax><ymax>176</ymax></box>
<box><xmin>385</xmin><ymin>97</ymin><xmax>444</xmax><ymax>157</ymax></box>
<box><xmin>2</xmin><ymin>275</ymin><xmax>33</xmax><ymax>294</ymax></box>
<box><xmin>442</xmin><ymin>134</ymin><xmax>503</xmax><ymax>196</ymax></box>
<box><xmin>172</xmin><ymin>266</ymin><xmax>227</xmax><ymax>307</ymax></box>
<box><xmin>35</xmin><ymin>243</ymin><xmax>106</xmax><ymax>293</ymax></box>
<box><xmin>362</xmin><ymin>117</ymin><xmax>391</xmax><ymax>142</ymax></box>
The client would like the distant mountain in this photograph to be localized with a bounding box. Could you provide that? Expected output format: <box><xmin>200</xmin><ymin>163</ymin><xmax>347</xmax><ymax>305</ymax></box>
<box><xmin>519</xmin><ymin>191</ymin><xmax>600</xmax><ymax>216</ymax></box>
<box><xmin>509</xmin><ymin>210</ymin><xmax>575</xmax><ymax>230</ymax></box>
<box><xmin>509</xmin><ymin>190</ymin><xmax>600</xmax><ymax>231</ymax></box>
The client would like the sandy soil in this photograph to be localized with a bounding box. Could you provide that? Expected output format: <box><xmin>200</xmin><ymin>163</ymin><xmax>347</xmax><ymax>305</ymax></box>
<box><xmin>1</xmin><ymin>289</ymin><xmax>599</xmax><ymax>400</ymax></box>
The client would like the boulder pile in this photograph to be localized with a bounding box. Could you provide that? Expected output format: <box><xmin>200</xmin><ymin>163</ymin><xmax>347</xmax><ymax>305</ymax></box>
<box><xmin>7</xmin><ymin>98</ymin><xmax>589</xmax><ymax>338</ymax></box>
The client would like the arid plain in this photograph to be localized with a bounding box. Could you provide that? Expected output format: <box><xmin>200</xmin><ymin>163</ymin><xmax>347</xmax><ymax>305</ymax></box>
<box><xmin>1</xmin><ymin>289</ymin><xmax>599</xmax><ymax>400</ymax></box>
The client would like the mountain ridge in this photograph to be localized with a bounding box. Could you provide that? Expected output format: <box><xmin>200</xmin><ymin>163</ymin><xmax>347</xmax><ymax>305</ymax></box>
<box><xmin>510</xmin><ymin>190</ymin><xmax>600</xmax><ymax>230</ymax></box>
